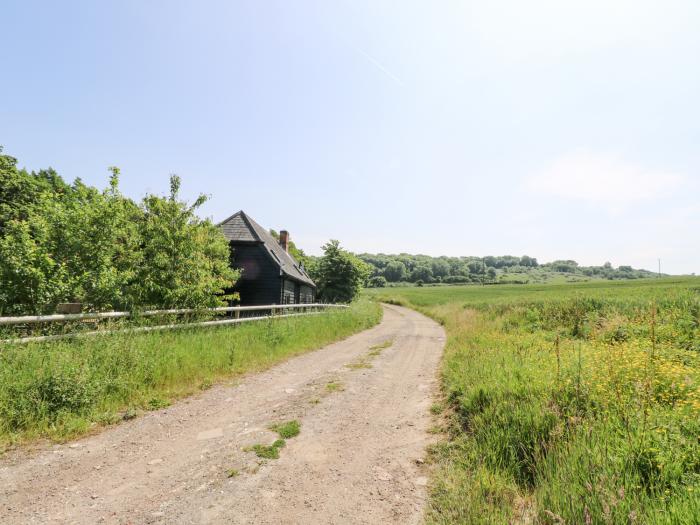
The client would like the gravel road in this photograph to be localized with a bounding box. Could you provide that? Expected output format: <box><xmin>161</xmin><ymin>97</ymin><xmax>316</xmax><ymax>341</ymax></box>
<box><xmin>0</xmin><ymin>304</ymin><xmax>445</xmax><ymax>524</ymax></box>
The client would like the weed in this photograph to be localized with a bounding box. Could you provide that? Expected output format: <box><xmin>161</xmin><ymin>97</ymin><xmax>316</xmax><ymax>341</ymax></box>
<box><xmin>368</xmin><ymin>339</ymin><xmax>393</xmax><ymax>356</ymax></box>
<box><xmin>326</xmin><ymin>381</ymin><xmax>343</xmax><ymax>392</ymax></box>
<box><xmin>245</xmin><ymin>439</ymin><xmax>287</xmax><ymax>460</ymax></box>
<box><xmin>270</xmin><ymin>420</ymin><xmax>300</xmax><ymax>439</ymax></box>
<box><xmin>430</xmin><ymin>403</ymin><xmax>443</xmax><ymax>415</ymax></box>
<box><xmin>245</xmin><ymin>443</ymin><xmax>278</xmax><ymax>459</ymax></box>
<box><xmin>226</xmin><ymin>468</ymin><xmax>240</xmax><ymax>478</ymax></box>
<box><xmin>147</xmin><ymin>398</ymin><xmax>170</xmax><ymax>410</ymax></box>
<box><xmin>345</xmin><ymin>361</ymin><xmax>372</xmax><ymax>370</ymax></box>
<box><xmin>122</xmin><ymin>408</ymin><xmax>138</xmax><ymax>421</ymax></box>
<box><xmin>259</xmin><ymin>440</ymin><xmax>284</xmax><ymax>458</ymax></box>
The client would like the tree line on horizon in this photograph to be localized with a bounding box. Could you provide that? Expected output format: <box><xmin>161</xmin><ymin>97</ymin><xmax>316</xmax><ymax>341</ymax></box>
<box><xmin>272</xmin><ymin>236</ymin><xmax>660</xmax><ymax>289</ymax></box>
<box><xmin>352</xmin><ymin>253</ymin><xmax>659</xmax><ymax>287</ymax></box>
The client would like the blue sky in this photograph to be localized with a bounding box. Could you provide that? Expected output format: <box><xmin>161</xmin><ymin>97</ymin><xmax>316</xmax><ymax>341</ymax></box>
<box><xmin>2</xmin><ymin>1</ymin><xmax>698</xmax><ymax>274</ymax></box>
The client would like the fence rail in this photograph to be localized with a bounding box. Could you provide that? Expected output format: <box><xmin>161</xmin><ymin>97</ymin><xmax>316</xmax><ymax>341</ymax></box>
<box><xmin>0</xmin><ymin>303</ymin><xmax>343</xmax><ymax>326</ymax></box>
<box><xmin>0</xmin><ymin>303</ymin><xmax>348</xmax><ymax>345</ymax></box>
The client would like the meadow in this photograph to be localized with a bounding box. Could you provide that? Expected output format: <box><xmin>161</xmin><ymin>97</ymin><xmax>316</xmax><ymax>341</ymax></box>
<box><xmin>369</xmin><ymin>277</ymin><xmax>700</xmax><ymax>524</ymax></box>
<box><xmin>0</xmin><ymin>300</ymin><xmax>381</xmax><ymax>451</ymax></box>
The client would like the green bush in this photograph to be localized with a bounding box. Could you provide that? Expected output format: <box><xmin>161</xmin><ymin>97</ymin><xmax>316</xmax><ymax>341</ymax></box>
<box><xmin>0</xmin><ymin>148</ymin><xmax>238</xmax><ymax>314</ymax></box>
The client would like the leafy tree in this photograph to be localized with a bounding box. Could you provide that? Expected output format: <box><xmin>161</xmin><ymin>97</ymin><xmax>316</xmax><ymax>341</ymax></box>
<box><xmin>367</xmin><ymin>275</ymin><xmax>387</xmax><ymax>288</ymax></box>
<box><xmin>312</xmin><ymin>240</ymin><xmax>370</xmax><ymax>302</ymax></box>
<box><xmin>0</xmin><ymin>215</ymin><xmax>67</xmax><ymax>314</ymax></box>
<box><xmin>130</xmin><ymin>175</ymin><xmax>238</xmax><ymax>309</ymax></box>
<box><xmin>0</xmin><ymin>147</ymin><xmax>240</xmax><ymax>314</ymax></box>
<box><xmin>410</xmin><ymin>265</ymin><xmax>434</xmax><ymax>283</ymax></box>
<box><xmin>549</xmin><ymin>260</ymin><xmax>579</xmax><ymax>273</ymax></box>
<box><xmin>47</xmin><ymin>170</ymin><xmax>142</xmax><ymax>310</ymax></box>
<box><xmin>467</xmin><ymin>260</ymin><xmax>484</xmax><ymax>275</ymax></box>
<box><xmin>431</xmin><ymin>259</ymin><xmax>451</xmax><ymax>278</ymax></box>
<box><xmin>486</xmin><ymin>267</ymin><xmax>497</xmax><ymax>280</ymax></box>
<box><xmin>383</xmin><ymin>260</ymin><xmax>407</xmax><ymax>282</ymax></box>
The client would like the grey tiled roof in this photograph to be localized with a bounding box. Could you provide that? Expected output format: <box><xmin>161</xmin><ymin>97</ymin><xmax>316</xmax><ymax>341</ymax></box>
<box><xmin>218</xmin><ymin>211</ymin><xmax>316</xmax><ymax>287</ymax></box>
<box><xmin>220</xmin><ymin>212</ymin><xmax>257</xmax><ymax>242</ymax></box>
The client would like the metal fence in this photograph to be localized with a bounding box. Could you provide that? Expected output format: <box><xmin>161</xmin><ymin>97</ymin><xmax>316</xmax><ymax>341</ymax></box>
<box><xmin>0</xmin><ymin>303</ymin><xmax>348</xmax><ymax>345</ymax></box>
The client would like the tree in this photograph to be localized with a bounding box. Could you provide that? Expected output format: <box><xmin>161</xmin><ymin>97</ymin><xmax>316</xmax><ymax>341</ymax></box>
<box><xmin>0</xmin><ymin>157</ymin><xmax>242</xmax><ymax>314</ymax></box>
<box><xmin>0</xmin><ymin>216</ymin><xmax>67</xmax><ymax>314</ymax></box>
<box><xmin>410</xmin><ymin>265</ymin><xmax>433</xmax><ymax>283</ymax></box>
<box><xmin>486</xmin><ymin>267</ymin><xmax>497</xmax><ymax>280</ymax></box>
<box><xmin>519</xmin><ymin>255</ymin><xmax>538</xmax><ymax>267</ymax></box>
<box><xmin>467</xmin><ymin>260</ymin><xmax>484</xmax><ymax>275</ymax></box>
<box><xmin>383</xmin><ymin>260</ymin><xmax>407</xmax><ymax>282</ymax></box>
<box><xmin>367</xmin><ymin>275</ymin><xmax>387</xmax><ymax>288</ymax></box>
<box><xmin>130</xmin><ymin>175</ymin><xmax>238</xmax><ymax>309</ymax></box>
<box><xmin>311</xmin><ymin>240</ymin><xmax>370</xmax><ymax>302</ymax></box>
<box><xmin>431</xmin><ymin>259</ymin><xmax>450</xmax><ymax>279</ymax></box>
<box><xmin>48</xmin><ymin>170</ymin><xmax>142</xmax><ymax>310</ymax></box>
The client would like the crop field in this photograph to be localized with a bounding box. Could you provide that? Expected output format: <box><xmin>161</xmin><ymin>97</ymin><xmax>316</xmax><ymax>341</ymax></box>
<box><xmin>0</xmin><ymin>300</ymin><xmax>381</xmax><ymax>451</ymax></box>
<box><xmin>369</xmin><ymin>278</ymin><xmax>700</xmax><ymax>524</ymax></box>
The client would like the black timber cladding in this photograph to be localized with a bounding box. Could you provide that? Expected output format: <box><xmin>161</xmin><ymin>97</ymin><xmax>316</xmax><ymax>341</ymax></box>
<box><xmin>218</xmin><ymin>211</ymin><xmax>316</xmax><ymax>306</ymax></box>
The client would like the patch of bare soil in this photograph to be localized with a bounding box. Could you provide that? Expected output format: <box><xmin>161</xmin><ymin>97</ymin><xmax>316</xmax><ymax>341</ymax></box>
<box><xmin>0</xmin><ymin>305</ymin><xmax>445</xmax><ymax>524</ymax></box>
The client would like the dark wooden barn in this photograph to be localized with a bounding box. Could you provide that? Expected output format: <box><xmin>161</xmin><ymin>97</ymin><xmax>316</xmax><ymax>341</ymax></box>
<box><xmin>218</xmin><ymin>211</ymin><xmax>316</xmax><ymax>306</ymax></box>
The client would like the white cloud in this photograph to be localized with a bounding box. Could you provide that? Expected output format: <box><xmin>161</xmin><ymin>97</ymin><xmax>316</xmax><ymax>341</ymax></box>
<box><xmin>528</xmin><ymin>150</ymin><xmax>684</xmax><ymax>210</ymax></box>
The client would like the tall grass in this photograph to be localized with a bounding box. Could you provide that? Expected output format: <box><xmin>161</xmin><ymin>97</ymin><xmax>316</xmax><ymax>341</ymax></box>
<box><xmin>0</xmin><ymin>300</ymin><xmax>381</xmax><ymax>450</ymax></box>
<box><xmin>369</xmin><ymin>277</ymin><xmax>700</xmax><ymax>524</ymax></box>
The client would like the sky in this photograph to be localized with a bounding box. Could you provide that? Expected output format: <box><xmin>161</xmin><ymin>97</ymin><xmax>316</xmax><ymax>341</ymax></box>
<box><xmin>1</xmin><ymin>1</ymin><xmax>699</xmax><ymax>274</ymax></box>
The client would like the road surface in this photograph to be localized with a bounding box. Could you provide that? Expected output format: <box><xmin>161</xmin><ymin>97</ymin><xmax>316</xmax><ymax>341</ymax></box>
<box><xmin>0</xmin><ymin>304</ymin><xmax>445</xmax><ymax>524</ymax></box>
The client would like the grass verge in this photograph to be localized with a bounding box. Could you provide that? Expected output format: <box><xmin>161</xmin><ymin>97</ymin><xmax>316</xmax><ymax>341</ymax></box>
<box><xmin>0</xmin><ymin>299</ymin><xmax>381</xmax><ymax>451</ymax></box>
<box><xmin>368</xmin><ymin>277</ymin><xmax>700</xmax><ymax>524</ymax></box>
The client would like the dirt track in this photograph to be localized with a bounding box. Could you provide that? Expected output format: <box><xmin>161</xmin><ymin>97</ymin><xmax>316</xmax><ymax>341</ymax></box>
<box><xmin>0</xmin><ymin>304</ymin><xmax>445</xmax><ymax>524</ymax></box>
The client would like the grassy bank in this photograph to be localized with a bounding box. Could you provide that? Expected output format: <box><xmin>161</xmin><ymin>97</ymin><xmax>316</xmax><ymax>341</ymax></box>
<box><xmin>0</xmin><ymin>300</ymin><xmax>381</xmax><ymax>450</ymax></box>
<box><xmin>369</xmin><ymin>278</ymin><xmax>700</xmax><ymax>524</ymax></box>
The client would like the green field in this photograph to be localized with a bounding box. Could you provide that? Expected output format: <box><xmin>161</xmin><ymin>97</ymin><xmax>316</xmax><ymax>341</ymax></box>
<box><xmin>0</xmin><ymin>300</ymin><xmax>381</xmax><ymax>451</ymax></box>
<box><xmin>368</xmin><ymin>277</ymin><xmax>700</xmax><ymax>524</ymax></box>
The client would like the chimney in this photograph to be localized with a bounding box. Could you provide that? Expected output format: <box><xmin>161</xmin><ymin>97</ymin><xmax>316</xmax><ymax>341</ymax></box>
<box><xmin>279</xmin><ymin>230</ymin><xmax>289</xmax><ymax>252</ymax></box>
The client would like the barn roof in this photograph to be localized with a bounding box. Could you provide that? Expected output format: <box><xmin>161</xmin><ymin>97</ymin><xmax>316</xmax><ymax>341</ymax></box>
<box><xmin>218</xmin><ymin>211</ymin><xmax>316</xmax><ymax>288</ymax></box>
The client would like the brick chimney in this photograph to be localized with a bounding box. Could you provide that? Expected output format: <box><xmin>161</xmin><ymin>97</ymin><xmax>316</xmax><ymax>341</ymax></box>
<box><xmin>279</xmin><ymin>230</ymin><xmax>289</xmax><ymax>252</ymax></box>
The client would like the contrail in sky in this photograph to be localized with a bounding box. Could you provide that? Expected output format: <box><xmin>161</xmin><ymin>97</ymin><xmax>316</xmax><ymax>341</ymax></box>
<box><xmin>353</xmin><ymin>46</ymin><xmax>405</xmax><ymax>87</ymax></box>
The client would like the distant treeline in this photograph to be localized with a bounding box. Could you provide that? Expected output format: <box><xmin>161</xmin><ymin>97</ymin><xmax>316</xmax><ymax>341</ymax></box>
<box><xmin>0</xmin><ymin>148</ymin><xmax>238</xmax><ymax>315</ymax></box>
<box><xmin>353</xmin><ymin>253</ymin><xmax>660</xmax><ymax>287</ymax></box>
